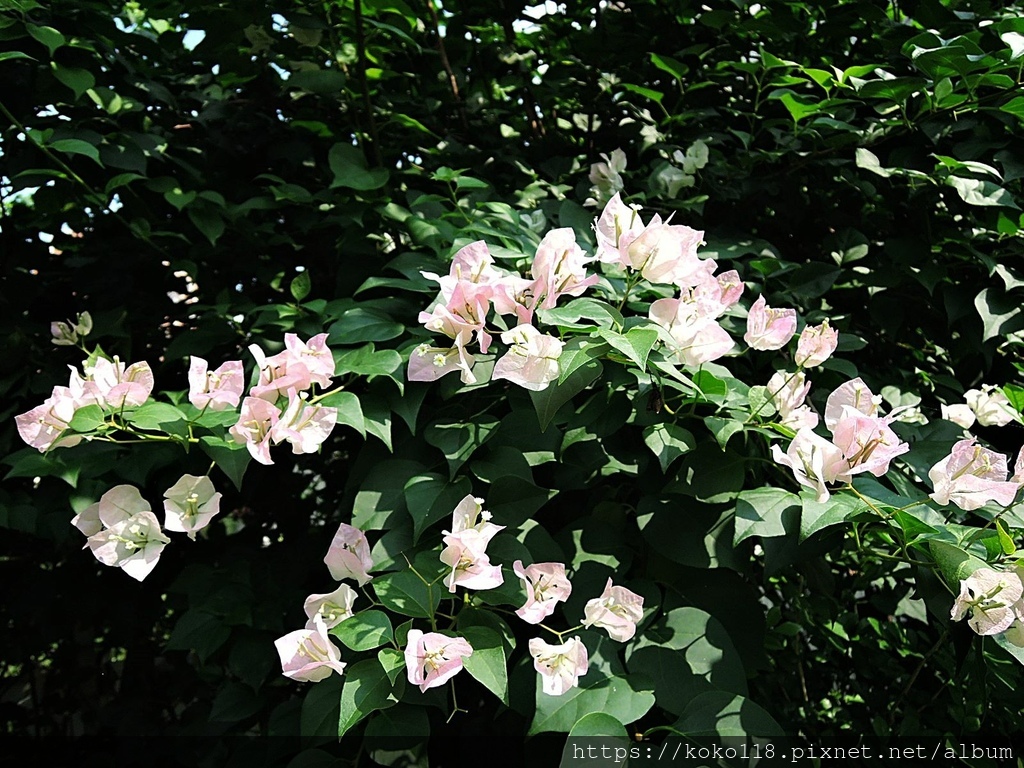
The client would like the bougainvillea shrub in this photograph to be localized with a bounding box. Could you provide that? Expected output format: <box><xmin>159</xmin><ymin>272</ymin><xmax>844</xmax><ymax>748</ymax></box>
<box><xmin>4</xmin><ymin>0</ymin><xmax>1024</xmax><ymax>765</ymax></box>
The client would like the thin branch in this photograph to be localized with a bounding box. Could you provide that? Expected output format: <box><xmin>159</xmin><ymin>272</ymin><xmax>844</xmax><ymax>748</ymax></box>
<box><xmin>422</xmin><ymin>0</ymin><xmax>468</xmax><ymax>133</ymax></box>
<box><xmin>353</xmin><ymin>0</ymin><xmax>383</xmax><ymax>167</ymax></box>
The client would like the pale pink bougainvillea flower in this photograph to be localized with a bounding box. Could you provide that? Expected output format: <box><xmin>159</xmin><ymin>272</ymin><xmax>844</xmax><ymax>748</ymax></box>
<box><xmin>275</xmin><ymin>614</ymin><xmax>347</xmax><ymax>682</ymax></box>
<box><xmin>492</xmin><ymin>325</ymin><xmax>564</xmax><ymax>391</ymax></box>
<box><xmin>162</xmin><ymin>474</ymin><xmax>221</xmax><ymax>540</ymax></box>
<box><xmin>81</xmin><ymin>485</ymin><xmax>171</xmax><ymax>582</ymax></box>
<box><xmin>928</xmin><ymin>437</ymin><xmax>1020</xmax><ymax>512</ymax></box>
<box><xmin>829</xmin><ymin>410</ymin><xmax>909</xmax><ymax>480</ymax></box>
<box><xmin>404</xmin><ymin>629</ymin><xmax>473</xmax><ymax>692</ymax></box>
<box><xmin>649</xmin><ymin>297</ymin><xmax>733</xmax><ymax>367</ymax></box>
<box><xmin>950</xmin><ymin>568</ymin><xmax>1024</xmax><ymax>636</ymax></box>
<box><xmin>284</xmin><ymin>333</ymin><xmax>336</xmax><ymax>389</ymax></box>
<box><xmin>766</xmin><ymin>370</ymin><xmax>818</xmax><ymax>430</ymax></box>
<box><xmin>582</xmin><ymin>578</ymin><xmax>645</xmax><ymax>642</ymax></box>
<box><xmin>823</xmin><ymin>378</ymin><xmax>882</xmax><ymax>431</ymax></box>
<box><xmin>530</xmin><ymin>227</ymin><xmax>599</xmax><ymax>310</ymax></box>
<box><xmin>941</xmin><ymin>403</ymin><xmax>976</xmax><ymax>430</ymax></box>
<box><xmin>529</xmin><ymin>636</ymin><xmax>589</xmax><ymax>696</ymax></box>
<box><xmin>964</xmin><ymin>385</ymin><xmax>1020</xmax><ymax>428</ymax></box>
<box><xmin>421</xmin><ymin>240</ymin><xmax>506</xmax><ymax>303</ymax></box>
<box><xmin>248</xmin><ymin>343</ymin><xmax>312</xmax><ymax>402</ymax></box>
<box><xmin>770</xmin><ymin>428</ymin><xmax>848</xmax><ymax>503</ymax></box>
<box><xmin>626</xmin><ymin>220</ymin><xmax>707</xmax><ymax>288</ymax></box>
<box><xmin>229</xmin><ymin>397</ymin><xmax>281</xmax><ymax>465</ymax></box>
<box><xmin>303</xmin><ymin>583</ymin><xmax>358</xmax><ymax>630</ymax></box>
<box><xmin>585</xmin><ymin>148</ymin><xmax>627</xmax><ymax>208</ymax></box>
<box><xmin>440</xmin><ymin>529</ymin><xmax>504</xmax><ymax>593</ymax></box>
<box><xmin>88</xmin><ymin>357</ymin><xmax>154</xmax><ymax>408</ymax></box>
<box><xmin>270</xmin><ymin>390</ymin><xmax>338</xmax><ymax>454</ymax></box>
<box><xmin>794</xmin><ymin>320</ymin><xmax>839</xmax><ymax>368</ymax></box>
<box><xmin>15</xmin><ymin>386</ymin><xmax>82</xmax><ymax>452</ymax></box>
<box><xmin>324</xmin><ymin>523</ymin><xmax>373</xmax><ymax>585</ymax></box>
<box><xmin>744</xmin><ymin>295</ymin><xmax>797</xmax><ymax>351</ymax></box>
<box><xmin>513</xmin><ymin>560</ymin><xmax>572</xmax><ymax>624</ymax></box>
<box><xmin>420</xmin><ymin>281</ymin><xmax>493</xmax><ymax>353</ymax></box>
<box><xmin>448</xmin><ymin>495</ymin><xmax>504</xmax><ymax>543</ymax></box>
<box><xmin>188</xmin><ymin>357</ymin><xmax>244</xmax><ymax>410</ymax></box>
<box><xmin>407</xmin><ymin>338</ymin><xmax>478</xmax><ymax>385</ymax></box>
<box><xmin>594</xmin><ymin>193</ymin><xmax>646</xmax><ymax>267</ymax></box>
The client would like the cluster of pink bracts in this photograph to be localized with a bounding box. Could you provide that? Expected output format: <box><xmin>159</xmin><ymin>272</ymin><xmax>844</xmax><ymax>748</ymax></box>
<box><xmin>951</xmin><ymin>566</ymin><xmax>1024</xmax><ymax>645</ymax></box>
<box><xmin>68</xmin><ymin>478</ymin><xmax>221</xmax><ymax>581</ymax></box>
<box><xmin>769</xmin><ymin>375</ymin><xmax>1024</xmax><ymax>511</ymax></box>
<box><xmin>408</xmin><ymin>192</ymin><xmax>837</xmax><ymax>390</ymax></box>
<box><xmin>276</xmin><ymin>495</ymin><xmax>643</xmax><ymax>696</ymax></box>
<box><xmin>15</xmin><ymin>334</ymin><xmax>341</xmax><ymax>467</ymax></box>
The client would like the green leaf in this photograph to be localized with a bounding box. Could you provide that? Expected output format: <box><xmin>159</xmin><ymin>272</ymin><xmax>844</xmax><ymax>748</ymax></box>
<box><xmin>540</xmin><ymin>298</ymin><xmax>623</xmax><ymax>331</ymax></box>
<box><xmin>975</xmin><ymin>287</ymin><xmax>1024</xmax><ymax>342</ymax></box>
<box><xmin>377</xmin><ymin>648</ymin><xmax>405</xmax><ymax>685</ymax></box>
<box><xmin>672</xmin><ymin>690</ymin><xmax>784</xmax><ymax>740</ymax></box>
<box><xmin>403</xmin><ymin>473</ymin><xmax>473</xmax><ymax>543</ymax></box>
<box><xmin>560</xmin><ymin>713</ymin><xmax>630</xmax><ymax>767</ymax></box>
<box><xmin>209</xmin><ymin>681</ymin><xmax>262</xmax><ymax>723</ymax></box>
<box><xmin>704</xmin><ymin>416</ymin><xmax>744</xmax><ymax>450</ymax></box>
<box><xmin>189</xmin><ymin>206</ymin><xmax>226</xmax><ymax>246</ymax></box>
<box><xmin>946</xmin><ymin>176</ymin><xmax>1020</xmax><ymax>209</ymax></box>
<box><xmin>642</xmin><ymin>424</ymin><xmax>695</xmax><ymax>472</ymax></box>
<box><xmin>531</xmin><ymin>359</ymin><xmax>603</xmax><ymax>431</ymax></box>
<box><xmin>628</xmin><ymin>607</ymin><xmax>747</xmax><ymax>715</ymax></box>
<box><xmin>188</xmin><ymin>408</ymin><xmax>240</xmax><ymax>429</ymax></box>
<box><xmin>598</xmin><ymin>326</ymin><xmax>659</xmax><ymax>371</ymax></box>
<box><xmin>693</xmin><ymin>369</ymin><xmax>727</xmax><ymax>399</ymax></box>
<box><xmin>319</xmin><ymin>390</ymin><xmax>365</xmax><ymax>436</ymax></box>
<box><xmin>104</xmin><ymin>172</ymin><xmax>146</xmax><ymax>194</ymax></box>
<box><xmin>620</xmin><ymin>82</ymin><xmax>663</xmax><ymax>103</ymax></box>
<box><xmin>460</xmin><ymin>626</ymin><xmax>508</xmax><ymax>704</ymax></box>
<box><xmin>0</xmin><ymin>52</ymin><xmax>36</xmax><ymax>63</ymax></box>
<box><xmin>1004</xmin><ymin>384</ymin><xmax>1024</xmax><ymax>414</ymax></box>
<box><xmin>288</xmin><ymin>68</ymin><xmax>346</xmax><ymax>94</ymax></box>
<box><xmin>338</xmin><ymin>658</ymin><xmax>403</xmax><ymax>740</ymax></box>
<box><xmin>855</xmin><ymin>147</ymin><xmax>894</xmax><ymax>178</ymax></box>
<box><xmin>734</xmin><ymin>487</ymin><xmax>801</xmax><ymax>545</ymax></box>
<box><xmin>372</xmin><ymin>569</ymin><xmax>440</xmax><ymax>619</ymax></box>
<box><xmin>649</xmin><ymin>52</ymin><xmax>687</xmax><ymax>80</ymax></box>
<box><xmin>68</xmin><ymin>404</ymin><xmax>105</xmax><ymax>432</ymax></box>
<box><xmin>557</xmin><ymin>337</ymin><xmax>609</xmax><ymax>384</ymax></box>
<box><xmin>425</xmin><ymin>417</ymin><xmax>500</xmax><ymax>478</ymax></box>
<box><xmin>455</xmin><ymin>175</ymin><xmax>489</xmax><ymax>190</ymax></box>
<box><xmin>200</xmin><ymin>436</ymin><xmax>251</xmax><ymax>491</ymax></box>
<box><xmin>334</xmin><ymin>344</ymin><xmax>402</xmax><ymax>377</ymax></box>
<box><xmin>800</xmin><ymin>493</ymin><xmax>863</xmax><ymax>541</ymax></box>
<box><xmin>51</xmin><ymin>62</ymin><xmax>95</xmax><ymax>100</ymax></box>
<box><xmin>997</xmin><ymin>519</ymin><xmax>1016</xmax><ymax>556</ymax></box>
<box><xmin>327</xmin><ymin>308</ymin><xmax>403</xmax><ymax>344</ymax></box>
<box><xmin>363</xmin><ymin>705</ymin><xmax>430</xmax><ymax>752</ymax></box>
<box><xmin>530</xmin><ymin>670</ymin><xmax>655</xmax><ymax>736</ymax></box>
<box><xmin>328</xmin><ymin>143</ymin><xmax>389</xmax><ymax>190</ymax></box>
<box><xmin>930</xmin><ymin>540</ymin><xmax>989</xmax><ymax>588</ymax></box>
<box><xmin>127</xmin><ymin>402</ymin><xmax>186</xmax><ymax>431</ymax></box>
<box><xmin>301</xmin><ymin>676</ymin><xmax>343</xmax><ymax>743</ymax></box>
<box><xmin>27</xmin><ymin>24</ymin><xmax>65</xmax><ymax>55</ymax></box>
<box><xmin>290</xmin><ymin>271</ymin><xmax>312</xmax><ymax>302</ymax></box>
<box><xmin>331</xmin><ymin>610</ymin><xmax>394</xmax><ymax>651</ymax></box>
<box><xmin>48</xmin><ymin>139</ymin><xmax>100</xmax><ymax>165</ymax></box>
<box><xmin>165</xmin><ymin>609</ymin><xmax>230</xmax><ymax>662</ymax></box>
<box><xmin>164</xmin><ymin>188</ymin><xmax>196</xmax><ymax>211</ymax></box>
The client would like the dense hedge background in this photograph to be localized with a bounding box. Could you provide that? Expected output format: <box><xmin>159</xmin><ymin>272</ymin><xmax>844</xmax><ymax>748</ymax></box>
<box><xmin>4</xmin><ymin>0</ymin><xmax>1024</xmax><ymax>765</ymax></box>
